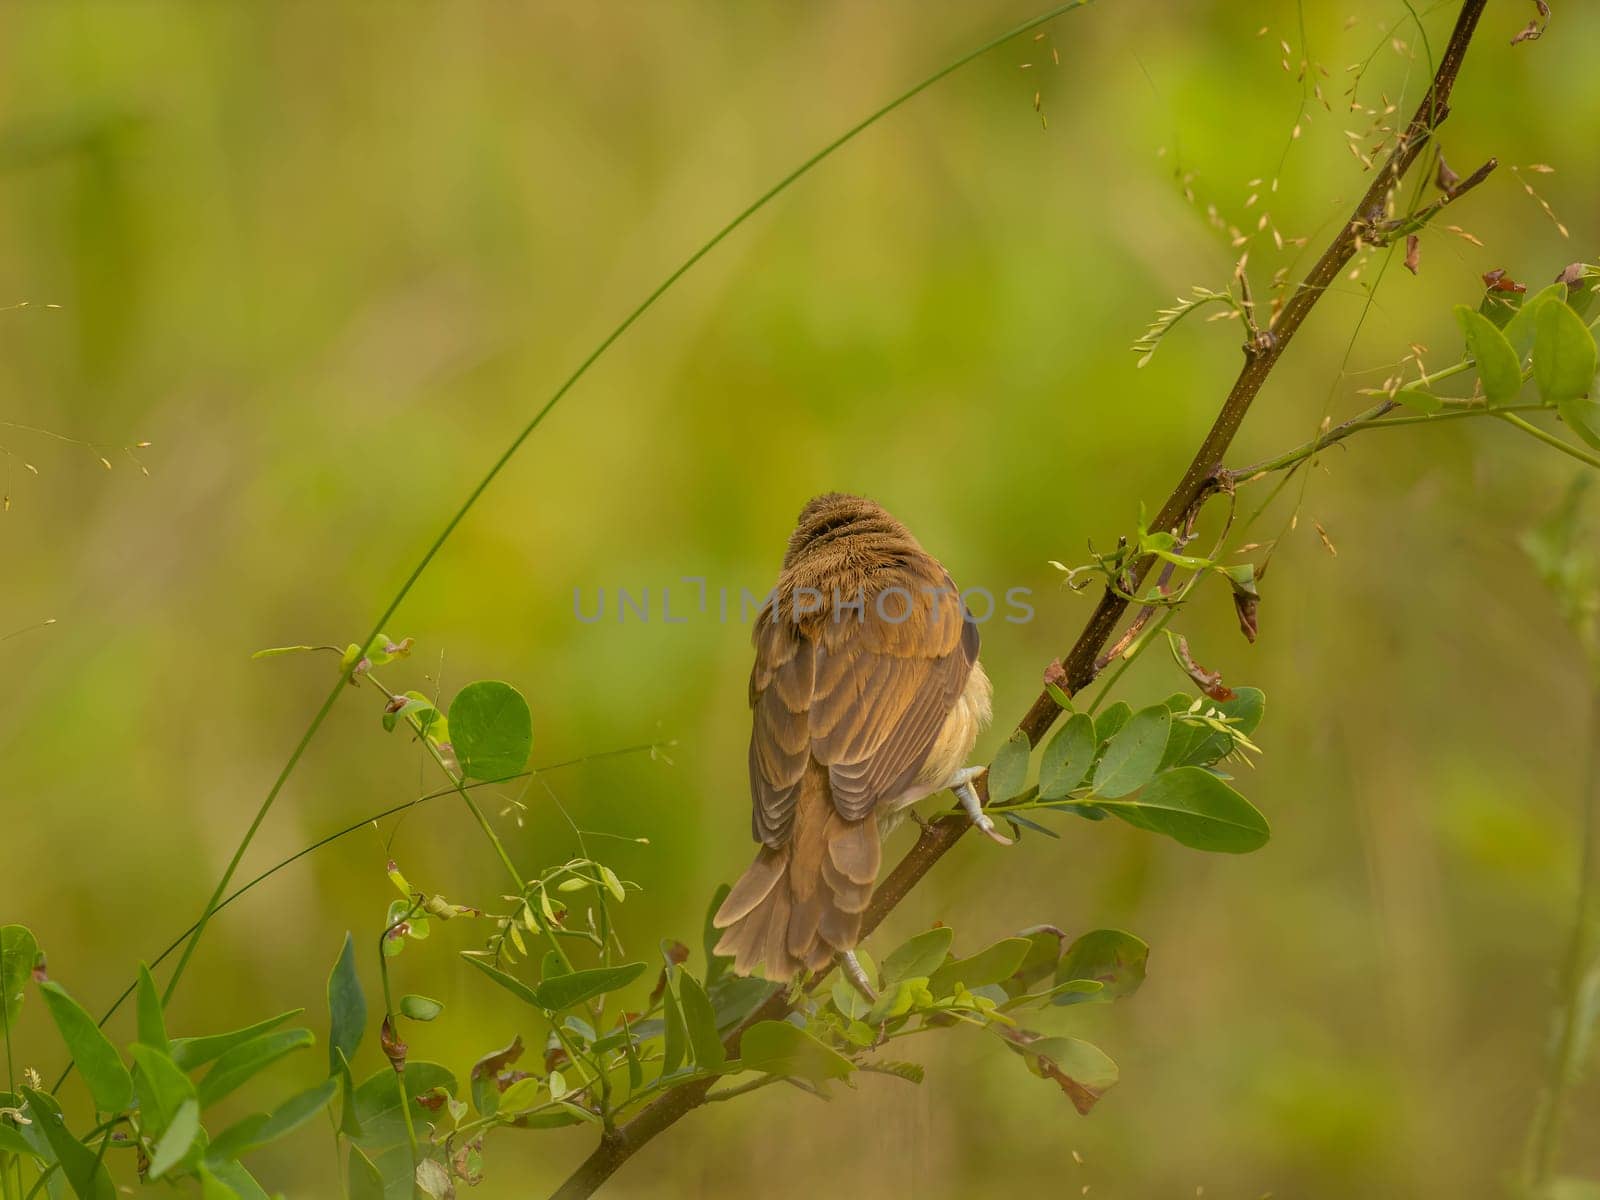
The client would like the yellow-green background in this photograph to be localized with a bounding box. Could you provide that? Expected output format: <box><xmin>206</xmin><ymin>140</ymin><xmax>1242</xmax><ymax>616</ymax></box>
<box><xmin>4</xmin><ymin>1</ymin><xmax>1598</xmax><ymax>1195</ymax></box>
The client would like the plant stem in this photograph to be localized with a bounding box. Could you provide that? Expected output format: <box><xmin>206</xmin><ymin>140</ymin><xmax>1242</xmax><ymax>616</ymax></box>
<box><xmin>704</xmin><ymin>1075</ymin><xmax>782</xmax><ymax>1104</ymax></box>
<box><xmin>151</xmin><ymin>0</ymin><xmax>1104</xmax><ymax>1037</ymax></box>
<box><xmin>21</xmin><ymin>1163</ymin><xmax>54</xmax><ymax>1200</ymax></box>
<box><xmin>60</xmin><ymin>744</ymin><xmax>658</xmax><ymax>1092</ymax></box>
<box><xmin>378</xmin><ymin>901</ymin><xmax>425</xmax><ymax>1175</ymax></box>
<box><xmin>417</xmin><ymin>740</ymin><xmax>525</xmax><ymax>891</ymax></box>
<box><xmin>1086</xmin><ymin>609</ymin><xmax>1177</xmax><ymax>715</ymax></box>
<box><xmin>1521</xmin><ymin>689</ymin><xmax>1600</xmax><ymax>1191</ymax></box>
<box><xmin>1231</xmin><ymin>402</ymin><xmax>1552</xmax><ymax>479</ymax></box>
<box><xmin>161</xmin><ymin>680</ymin><xmax>348</xmax><ymax>1005</ymax></box>
<box><xmin>1496</xmin><ymin>412</ymin><xmax>1600</xmax><ymax>471</ymax></box>
<box><xmin>549</xmin><ymin>5</ymin><xmax>1494</xmax><ymax>1195</ymax></box>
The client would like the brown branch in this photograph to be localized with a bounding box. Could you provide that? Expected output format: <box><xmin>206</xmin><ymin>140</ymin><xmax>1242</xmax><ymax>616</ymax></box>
<box><xmin>550</xmin><ymin>2</ymin><xmax>1492</xmax><ymax>1195</ymax></box>
<box><xmin>1372</xmin><ymin>154</ymin><xmax>1498</xmax><ymax>243</ymax></box>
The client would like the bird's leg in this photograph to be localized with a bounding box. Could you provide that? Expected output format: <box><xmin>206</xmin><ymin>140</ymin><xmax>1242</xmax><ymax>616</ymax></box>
<box><xmin>948</xmin><ymin>765</ymin><xmax>1013</xmax><ymax>846</ymax></box>
<box><xmin>840</xmin><ymin>950</ymin><xmax>877</xmax><ymax>1001</ymax></box>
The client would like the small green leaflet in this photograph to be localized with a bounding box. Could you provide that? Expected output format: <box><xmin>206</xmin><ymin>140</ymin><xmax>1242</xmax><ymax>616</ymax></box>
<box><xmin>738</xmin><ymin>1020</ymin><xmax>854</xmax><ymax>1083</ymax></box>
<box><xmin>449</xmin><ymin>680</ymin><xmax>534</xmax><ymax>781</ymax></box>
<box><xmin>1456</xmin><ymin>305</ymin><xmax>1522</xmax><ymax>405</ymax></box>
<box><xmin>38</xmin><ymin>981</ymin><xmax>134</xmax><ymax>1113</ymax></box>
<box><xmin>1091</xmin><ymin>705</ymin><xmax>1170</xmax><ymax>799</ymax></box>
<box><xmin>986</xmin><ymin>732</ymin><xmax>1031</xmax><ymax>802</ymax></box>
<box><xmin>1100</xmin><ymin>766</ymin><xmax>1269</xmax><ymax>853</ymax></box>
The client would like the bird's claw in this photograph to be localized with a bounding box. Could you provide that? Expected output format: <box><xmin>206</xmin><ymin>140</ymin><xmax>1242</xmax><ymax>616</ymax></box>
<box><xmin>840</xmin><ymin>950</ymin><xmax>877</xmax><ymax>1001</ymax></box>
<box><xmin>950</xmin><ymin>766</ymin><xmax>1012</xmax><ymax>846</ymax></box>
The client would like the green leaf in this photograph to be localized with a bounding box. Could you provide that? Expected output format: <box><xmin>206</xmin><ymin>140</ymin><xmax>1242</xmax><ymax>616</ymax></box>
<box><xmin>831</xmin><ymin>979</ymin><xmax>872</xmax><ymax>1020</ymax></box>
<box><xmin>461</xmin><ymin>954</ymin><xmax>542</xmax><ymax>1008</ymax></box>
<box><xmin>1053</xmin><ymin>930</ymin><xmax>1149</xmax><ymax>1005</ymax></box>
<box><xmin>1456</xmin><ymin>305</ymin><xmax>1523</xmax><ymax>405</ymax></box>
<box><xmin>37</xmin><ymin>982</ymin><xmax>134</xmax><ymax>1113</ymax></box>
<box><xmin>1479</xmin><ymin>281</ymin><xmax>1524</xmax><ymax>329</ymax></box>
<box><xmin>1091</xmin><ymin>705</ymin><xmax>1170</xmax><ymax>799</ymax></box>
<box><xmin>129</xmin><ymin>1043</ymin><xmax>197</xmax><ymax>1136</ymax></box>
<box><xmin>1010</xmin><ymin>929</ymin><xmax>1066</xmax><ymax>990</ymax></box>
<box><xmin>660</xmin><ymin>978</ymin><xmax>687</xmax><ymax>1075</ymax></box>
<box><xmin>1093</xmin><ymin>702</ymin><xmax>1132</xmax><ymax>743</ymax></box>
<box><xmin>928</xmin><ymin>938</ymin><xmax>1032</xmax><ymax>996</ymax></box>
<box><xmin>399</xmin><ymin>994</ymin><xmax>443</xmax><ymax>1022</ymax></box>
<box><xmin>449</xmin><ymin>680</ymin><xmax>534</xmax><ymax>781</ymax></box>
<box><xmin>327</xmin><ymin>932</ymin><xmax>366</xmax><ymax>1075</ymax></box>
<box><xmin>350</xmin><ymin>1062</ymin><xmax>456</xmax><ymax>1153</ymax></box>
<box><xmin>148</xmin><ymin>1098</ymin><xmax>200</xmax><ymax>1179</ymax></box>
<box><xmin>0</xmin><ymin>1106</ymin><xmax>33</xmax><ymax>1157</ymax></box>
<box><xmin>1038</xmin><ymin>714</ymin><xmax>1096</xmax><ymax>799</ymax></box>
<box><xmin>986</xmin><ymin>732</ymin><xmax>1031</xmax><ymax>802</ymax></box>
<box><xmin>336</xmin><ymin>1050</ymin><xmax>363</xmax><ymax>1138</ymax></box>
<box><xmin>707</xmin><ymin>974</ymin><xmax>777</xmax><ymax>1032</ymax></box>
<box><xmin>197</xmin><ymin>1027</ymin><xmax>314</xmax><ymax>1109</ymax></box>
<box><xmin>676</xmin><ymin>972</ymin><xmax>725</xmax><ymax>1070</ymax></box>
<box><xmin>1159</xmin><ymin>697</ymin><xmax>1210</xmax><ymax>768</ymax></box>
<box><xmin>1</xmin><ymin>925</ymin><xmax>39</xmax><ymax>1031</ymax></box>
<box><xmin>21</xmin><ymin>1089</ymin><xmax>116</xmax><ymax>1200</ymax></box>
<box><xmin>1012</xmin><ymin>978</ymin><xmax>1104</xmax><ymax>1008</ymax></box>
<box><xmin>1187</xmin><ymin>688</ymin><xmax>1266</xmax><ymax>765</ymax></box>
<box><xmin>1506</xmin><ymin>283</ymin><xmax>1567</xmax><ymax>358</ymax></box>
<box><xmin>494</xmin><ymin>1075</ymin><xmax>548</xmax><ymax>1116</ymax></box>
<box><xmin>1102</xmin><ymin>766</ymin><xmax>1270</xmax><ymax>853</ymax></box>
<box><xmin>1560</xmin><ymin>393</ymin><xmax>1600</xmax><ymax>452</ymax></box>
<box><xmin>533</xmin><ymin>962</ymin><xmax>646</xmax><ymax>1012</ymax></box>
<box><xmin>738</xmin><ymin>1020</ymin><xmax>854</xmax><ymax>1083</ymax></box>
<box><xmin>882</xmin><ymin>927</ymin><xmax>954</xmax><ymax>985</ymax></box>
<box><xmin>204</xmin><ymin>1161</ymin><xmax>272</xmax><ymax>1200</ymax></box>
<box><xmin>133</xmin><ymin>963</ymin><xmax>169</xmax><ymax>1054</ymax></box>
<box><xmin>1534</xmin><ymin>299</ymin><xmax>1598</xmax><ymax>407</ymax></box>
<box><xmin>866</xmin><ymin>978</ymin><xmax>930</xmax><ymax>1026</ymax></box>
<box><xmin>170</xmin><ymin>1009</ymin><xmax>302</xmax><ymax>1071</ymax></box>
<box><xmin>1003</xmin><ymin>1035</ymin><xmax>1119</xmax><ymax>1114</ymax></box>
<box><xmin>347</xmin><ymin>1145</ymin><xmax>385</xmax><ymax>1200</ymax></box>
<box><xmin>703</xmin><ymin>883</ymin><xmax>733</xmax><ymax>988</ymax></box>
<box><xmin>468</xmin><ymin>1038</ymin><xmax>522</xmax><ymax>1118</ymax></box>
<box><xmin>208</xmin><ymin>1078</ymin><xmax>337</xmax><ymax>1160</ymax></box>
<box><xmin>1392</xmin><ymin>384</ymin><xmax>1444</xmax><ymax>414</ymax></box>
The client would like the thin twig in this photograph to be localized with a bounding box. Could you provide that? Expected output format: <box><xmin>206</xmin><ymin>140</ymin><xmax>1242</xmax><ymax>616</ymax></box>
<box><xmin>1372</xmin><ymin>155</ymin><xmax>1497</xmax><ymax>241</ymax></box>
<box><xmin>549</xmin><ymin>3</ymin><xmax>1494</xmax><ymax>1197</ymax></box>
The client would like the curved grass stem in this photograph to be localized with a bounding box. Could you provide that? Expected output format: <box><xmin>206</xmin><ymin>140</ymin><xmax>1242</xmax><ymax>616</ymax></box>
<box><xmin>55</xmin><ymin>744</ymin><xmax>656</xmax><ymax>1091</ymax></box>
<box><xmin>1496</xmin><ymin>411</ymin><xmax>1600</xmax><ymax>471</ymax></box>
<box><xmin>149</xmin><ymin>0</ymin><xmax>1099</xmax><ymax>1034</ymax></box>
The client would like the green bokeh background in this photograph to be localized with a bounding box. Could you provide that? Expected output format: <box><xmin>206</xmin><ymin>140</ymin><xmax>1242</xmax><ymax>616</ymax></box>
<box><xmin>4</xmin><ymin>1</ymin><xmax>1598</xmax><ymax>1195</ymax></box>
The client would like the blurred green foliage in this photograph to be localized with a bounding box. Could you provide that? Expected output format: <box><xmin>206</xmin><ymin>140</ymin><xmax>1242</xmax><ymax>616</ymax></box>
<box><xmin>4</xmin><ymin>1</ymin><xmax>1600</xmax><ymax>1195</ymax></box>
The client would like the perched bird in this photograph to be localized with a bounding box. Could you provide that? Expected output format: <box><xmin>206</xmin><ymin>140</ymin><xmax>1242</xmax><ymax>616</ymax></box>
<box><xmin>712</xmin><ymin>493</ymin><xmax>999</xmax><ymax>993</ymax></box>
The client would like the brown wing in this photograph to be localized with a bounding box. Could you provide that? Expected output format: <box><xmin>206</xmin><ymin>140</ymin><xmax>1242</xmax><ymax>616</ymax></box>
<box><xmin>748</xmin><ymin>565</ymin><xmax>977</xmax><ymax>847</ymax></box>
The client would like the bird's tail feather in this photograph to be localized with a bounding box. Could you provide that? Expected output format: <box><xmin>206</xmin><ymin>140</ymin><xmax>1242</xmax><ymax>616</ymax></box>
<box><xmin>712</xmin><ymin>759</ymin><xmax>880</xmax><ymax>982</ymax></box>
